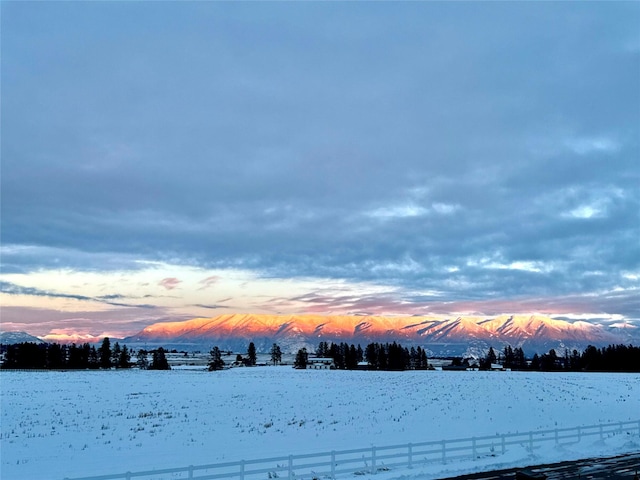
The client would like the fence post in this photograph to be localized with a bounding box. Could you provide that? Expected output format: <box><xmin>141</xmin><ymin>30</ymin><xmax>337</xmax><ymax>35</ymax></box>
<box><xmin>331</xmin><ymin>450</ymin><xmax>336</xmax><ymax>479</ymax></box>
<box><xmin>528</xmin><ymin>432</ymin><xmax>533</xmax><ymax>452</ymax></box>
<box><xmin>240</xmin><ymin>460</ymin><xmax>245</xmax><ymax>480</ymax></box>
<box><xmin>554</xmin><ymin>428</ymin><xmax>558</xmax><ymax>445</ymax></box>
<box><xmin>441</xmin><ymin>440</ymin><xmax>446</xmax><ymax>464</ymax></box>
<box><xmin>577</xmin><ymin>426</ymin><xmax>581</xmax><ymax>442</ymax></box>
<box><xmin>501</xmin><ymin>434</ymin><xmax>506</xmax><ymax>454</ymax></box>
<box><xmin>371</xmin><ymin>446</ymin><xmax>376</xmax><ymax>474</ymax></box>
<box><xmin>472</xmin><ymin>437</ymin><xmax>476</xmax><ymax>459</ymax></box>
<box><xmin>188</xmin><ymin>465</ymin><xmax>194</xmax><ymax>479</ymax></box>
<box><xmin>599</xmin><ymin>424</ymin><xmax>603</xmax><ymax>440</ymax></box>
<box><xmin>126</xmin><ymin>472</ymin><xmax>131</xmax><ymax>480</ymax></box>
<box><xmin>408</xmin><ymin>442</ymin><xmax>413</xmax><ymax>469</ymax></box>
<box><xmin>288</xmin><ymin>455</ymin><xmax>293</xmax><ymax>480</ymax></box>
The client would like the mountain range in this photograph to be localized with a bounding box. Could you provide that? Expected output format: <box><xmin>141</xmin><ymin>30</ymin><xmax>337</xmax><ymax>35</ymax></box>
<box><xmin>123</xmin><ymin>313</ymin><xmax>639</xmax><ymax>357</ymax></box>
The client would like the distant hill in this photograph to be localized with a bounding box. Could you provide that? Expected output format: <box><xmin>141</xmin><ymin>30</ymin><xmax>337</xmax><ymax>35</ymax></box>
<box><xmin>0</xmin><ymin>331</ymin><xmax>45</xmax><ymax>345</ymax></box>
<box><xmin>124</xmin><ymin>314</ymin><xmax>639</xmax><ymax>357</ymax></box>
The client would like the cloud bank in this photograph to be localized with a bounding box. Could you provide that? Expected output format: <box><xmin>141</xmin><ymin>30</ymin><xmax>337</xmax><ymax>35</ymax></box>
<box><xmin>1</xmin><ymin>2</ymin><xmax>638</xmax><ymax>335</ymax></box>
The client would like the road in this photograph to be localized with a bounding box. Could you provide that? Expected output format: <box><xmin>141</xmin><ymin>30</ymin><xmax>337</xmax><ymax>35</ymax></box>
<box><xmin>437</xmin><ymin>453</ymin><xmax>640</xmax><ymax>479</ymax></box>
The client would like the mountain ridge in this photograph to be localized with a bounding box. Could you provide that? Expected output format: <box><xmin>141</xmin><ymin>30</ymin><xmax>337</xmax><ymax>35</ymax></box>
<box><xmin>124</xmin><ymin>313</ymin><xmax>637</xmax><ymax>356</ymax></box>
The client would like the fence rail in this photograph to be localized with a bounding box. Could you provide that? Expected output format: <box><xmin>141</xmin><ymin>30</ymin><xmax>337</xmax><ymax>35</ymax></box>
<box><xmin>64</xmin><ymin>419</ymin><xmax>640</xmax><ymax>480</ymax></box>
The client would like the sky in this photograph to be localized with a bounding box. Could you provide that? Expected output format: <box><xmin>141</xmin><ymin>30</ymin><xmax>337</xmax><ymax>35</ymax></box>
<box><xmin>1</xmin><ymin>2</ymin><xmax>639</xmax><ymax>341</ymax></box>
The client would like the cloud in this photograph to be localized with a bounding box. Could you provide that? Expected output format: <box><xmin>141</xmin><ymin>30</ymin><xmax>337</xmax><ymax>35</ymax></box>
<box><xmin>1</xmin><ymin>2</ymin><xmax>638</xmax><ymax>328</ymax></box>
<box><xmin>0</xmin><ymin>281</ymin><xmax>156</xmax><ymax>309</ymax></box>
<box><xmin>0</xmin><ymin>305</ymin><xmax>183</xmax><ymax>338</ymax></box>
<box><xmin>159</xmin><ymin>278</ymin><xmax>181</xmax><ymax>290</ymax></box>
<box><xmin>193</xmin><ymin>304</ymin><xmax>230</xmax><ymax>310</ymax></box>
<box><xmin>565</xmin><ymin>137</ymin><xmax>620</xmax><ymax>156</ymax></box>
<box><xmin>198</xmin><ymin>276</ymin><xmax>220</xmax><ymax>290</ymax></box>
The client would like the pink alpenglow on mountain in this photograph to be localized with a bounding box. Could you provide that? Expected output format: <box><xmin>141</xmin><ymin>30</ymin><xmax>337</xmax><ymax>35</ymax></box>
<box><xmin>125</xmin><ymin>314</ymin><xmax>629</xmax><ymax>356</ymax></box>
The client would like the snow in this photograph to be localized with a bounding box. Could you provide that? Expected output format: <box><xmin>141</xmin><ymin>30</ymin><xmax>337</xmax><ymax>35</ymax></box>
<box><xmin>1</xmin><ymin>368</ymin><xmax>639</xmax><ymax>480</ymax></box>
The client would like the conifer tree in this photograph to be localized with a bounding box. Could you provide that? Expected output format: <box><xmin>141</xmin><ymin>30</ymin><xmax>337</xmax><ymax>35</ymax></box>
<box><xmin>208</xmin><ymin>346</ymin><xmax>225</xmax><ymax>371</ymax></box>
<box><xmin>136</xmin><ymin>349</ymin><xmax>149</xmax><ymax>370</ymax></box>
<box><xmin>365</xmin><ymin>343</ymin><xmax>378</xmax><ymax>368</ymax></box>
<box><xmin>270</xmin><ymin>343</ymin><xmax>282</xmax><ymax>366</ymax></box>
<box><xmin>530</xmin><ymin>353</ymin><xmax>541</xmax><ymax>370</ymax></box>
<box><xmin>98</xmin><ymin>337</ymin><xmax>112</xmax><ymax>369</ymax></box>
<box><xmin>247</xmin><ymin>342</ymin><xmax>257</xmax><ymax>366</ymax></box>
<box><xmin>111</xmin><ymin>342</ymin><xmax>122</xmax><ymax>367</ymax></box>
<box><xmin>88</xmin><ymin>345</ymin><xmax>100</xmax><ymax>369</ymax></box>
<box><xmin>149</xmin><ymin>347</ymin><xmax>170</xmax><ymax>370</ymax></box>
<box><xmin>513</xmin><ymin>347</ymin><xmax>527</xmax><ymax>370</ymax></box>
<box><xmin>356</xmin><ymin>344</ymin><xmax>364</xmax><ymax>363</ymax></box>
<box><xmin>418</xmin><ymin>346</ymin><xmax>429</xmax><ymax>370</ymax></box>
<box><xmin>118</xmin><ymin>345</ymin><xmax>131</xmax><ymax>368</ymax></box>
<box><xmin>317</xmin><ymin>341</ymin><xmax>330</xmax><ymax>357</ymax></box>
<box><xmin>294</xmin><ymin>348</ymin><xmax>308</xmax><ymax>369</ymax></box>
<box><xmin>487</xmin><ymin>347</ymin><xmax>497</xmax><ymax>365</ymax></box>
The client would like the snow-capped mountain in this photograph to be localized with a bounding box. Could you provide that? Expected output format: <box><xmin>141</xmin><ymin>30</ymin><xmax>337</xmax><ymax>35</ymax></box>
<box><xmin>0</xmin><ymin>331</ymin><xmax>46</xmax><ymax>345</ymax></box>
<box><xmin>124</xmin><ymin>314</ymin><xmax>637</xmax><ymax>356</ymax></box>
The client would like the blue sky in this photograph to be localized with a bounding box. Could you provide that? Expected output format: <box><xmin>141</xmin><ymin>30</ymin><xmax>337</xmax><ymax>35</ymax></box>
<box><xmin>1</xmin><ymin>2</ymin><xmax>639</xmax><ymax>340</ymax></box>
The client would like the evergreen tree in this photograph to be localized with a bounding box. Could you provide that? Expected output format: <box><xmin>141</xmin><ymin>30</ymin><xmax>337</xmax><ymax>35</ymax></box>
<box><xmin>111</xmin><ymin>342</ymin><xmax>122</xmax><ymax>367</ymax></box>
<box><xmin>503</xmin><ymin>346</ymin><xmax>514</xmax><ymax>369</ymax></box>
<box><xmin>208</xmin><ymin>346</ymin><xmax>225</xmax><ymax>371</ymax></box>
<box><xmin>480</xmin><ymin>347</ymin><xmax>497</xmax><ymax>370</ymax></box>
<box><xmin>377</xmin><ymin>344</ymin><xmax>388</xmax><ymax>370</ymax></box>
<box><xmin>149</xmin><ymin>347</ymin><xmax>170</xmax><ymax>370</ymax></box>
<box><xmin>487</xmin><ymin>347</ymin><xmax>497</xmax><ymax>364</ymax></box>
<box><xmin>118</xmin><ymin>345</ymin><xmax>131</xmax><ymax>368</ymax></box>
<box><xmin>568</xmin><ymin>349</ymin><xmax>581</xmax><ymax>371</ymax></box>
<box><xmin>346</xmin><ymin>344</ymin><xmax>358</xmax><ymax>370</ymax></box>
<box><xmin>409</xmin><ymin>347</ymin><xmax>418</xmax><ymax>370</ymax></box>
<box><xmin>365</xmin><ymin>343</ymin><xmax>378</xmax><ymax>368</ymax></box>
<box><xmin>530</xmin><ymin>353</ymin><xmax>541</xmax><ymax>370</ymax></box>
<box><xmin>294</xmin><ymin>348</ymin><xmax>309</xmax><ymax>369</ymax></box>
<box><xmin>540</xmin><ymin>349</ymin><xmax>559</xmax><ymax>371</ymax></box>
<box><xmin>247</xmin><ymin>342</ymin><xmax>257</xmax><ymax>366</ymax></box>
<box><xmin>67</xmin><ymin>343</ymin><xmax>82</xmax><ymax>369</ymax></box>
<box><xmin>329</xmin><ymin>343</ymin><xmax>344</xmax><ymax>369</ymax></box>
<box><xmin>270</xmin><ymin>343</ymin><xmax>282</xmax><ymax>366</ymax></box>
<box><xmin>88</xmin><ymin>345</ymin><xmax>100</xmax><ymax>369</ymax></box>
<box><xmin>98</xmin><ymin>337</ymin><xmax>112</xmax><ymax>369</ymax></box>
<box><xmin>513</xmin><ymin>347</ymin><xmax>527</xmax><ymax>370</ymax></box>
<box><xmin>315</xmin><ymin>341</ymin><xmax>324</xmax><ymax>357</ymax></box>
<box><xmin>46</xmin><ymin>343</ymin><xmax>66</xmax><ymax>369</ymax></box>
<box><xmin>136</xmin><ymin>349</ymin><xmax>149</xmax><ymax>370</ymax></box>
<box><xmin>418</xmin><ymin>346</ymin><xmax>429</xmax><ymax>370</ymax></box>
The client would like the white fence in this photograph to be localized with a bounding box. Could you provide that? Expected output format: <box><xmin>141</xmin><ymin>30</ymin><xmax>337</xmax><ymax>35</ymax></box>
<box><xmin>64</xmin><ymin>419</ymin><xmax>640</xmax><ymax>480</ymax></box>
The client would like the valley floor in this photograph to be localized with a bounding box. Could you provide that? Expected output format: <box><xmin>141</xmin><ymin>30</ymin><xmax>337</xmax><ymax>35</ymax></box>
<box><xmin>1</xmin><ymin>367</ymin><xmax>639</xmax><ymax>480</ymax></box>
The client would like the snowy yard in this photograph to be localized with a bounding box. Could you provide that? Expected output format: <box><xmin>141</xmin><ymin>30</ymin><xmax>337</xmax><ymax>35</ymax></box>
<box><xmin>1</xmin><ymin>368</ymin><xmax>639</xmax><ymax>480</ymax></box>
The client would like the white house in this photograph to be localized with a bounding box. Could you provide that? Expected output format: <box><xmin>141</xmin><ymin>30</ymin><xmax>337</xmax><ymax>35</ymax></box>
<box><xmin>306</xmin><ymin>357</ymin><xmax>334</xmax><ymax>369</ymax></box>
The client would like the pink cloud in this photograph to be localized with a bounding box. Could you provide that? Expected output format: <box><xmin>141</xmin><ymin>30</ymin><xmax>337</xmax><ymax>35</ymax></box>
<box><xmin>159</xmin><ymin>277</ymin><xmax>181</xmax><ymax>290</ymax></box>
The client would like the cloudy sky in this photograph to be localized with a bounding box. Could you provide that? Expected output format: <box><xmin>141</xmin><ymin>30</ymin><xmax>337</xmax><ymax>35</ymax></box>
<box><xmin>1</xmin><ymin>2</ymin><xmax>639</xmax><ymax>340</ymax></box>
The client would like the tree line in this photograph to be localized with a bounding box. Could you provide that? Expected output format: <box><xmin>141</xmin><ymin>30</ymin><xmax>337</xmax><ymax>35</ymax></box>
<box><xmin>292</xmin><ymin>341</ymin><xmax>429</xmax><ymax>371</ymax></box>
<box><xmin>481</xmin><ymin>344</ymin><xmax>640</xmax><ymax>372</ymax></box>
<box><xmin>208</xmin><ymin>342</ymin><xmax>259</xmax><ymax>371</ymax></box>
<box><xmin>1</xmin><ymin>338</ymin><xmax>170</xmax><ymax>370</ymax></box>
<box><xmin>4</xmin><ymin>338</ymin><xmax>639</xmax><ymax>373</ymax></box>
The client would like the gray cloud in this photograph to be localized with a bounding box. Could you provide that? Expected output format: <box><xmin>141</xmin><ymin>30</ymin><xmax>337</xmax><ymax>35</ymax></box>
<box><xmin>193</xmin><ymin>304</ymin><xmax>230</xmax><ymax>310</ymax></box>
<box><xmin>0</xmin><ymin>281</ymin><xmax>156</xmax><ymax>309</ymax></box>
<box><xmin>1</xmin><ymin>2</ymin><xmax>638</xmax><ymax>320</ymax></box>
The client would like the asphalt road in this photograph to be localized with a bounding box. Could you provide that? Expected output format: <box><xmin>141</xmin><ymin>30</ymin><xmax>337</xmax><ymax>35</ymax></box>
<box><xmin>437</xmin><ymin>453</ymin><xmax>640</xmax><ymax>479</ymax></box>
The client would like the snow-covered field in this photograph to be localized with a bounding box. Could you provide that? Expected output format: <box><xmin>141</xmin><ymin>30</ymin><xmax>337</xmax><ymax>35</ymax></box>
<box><xmin>1</xmin><ymin>367</ymin><xmax>639</xmax><ymax>480</ymax></box>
